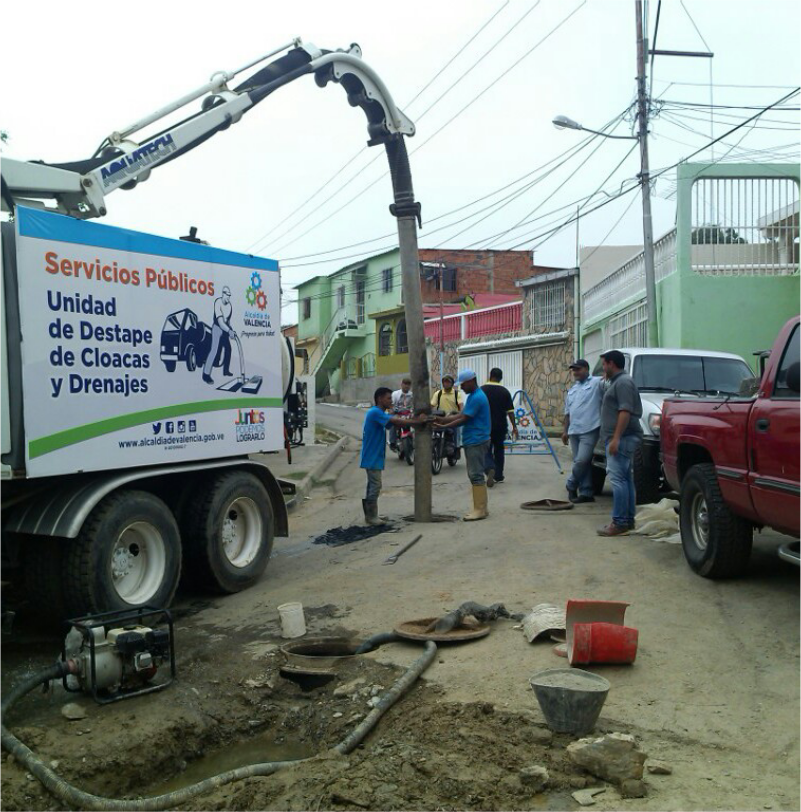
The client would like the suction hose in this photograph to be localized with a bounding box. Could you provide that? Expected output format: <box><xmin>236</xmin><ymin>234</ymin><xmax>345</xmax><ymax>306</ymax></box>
<box><xmin>2</xmin><ymin>640</ymin><xmax>437</xmax><ymax>811</ymax></box>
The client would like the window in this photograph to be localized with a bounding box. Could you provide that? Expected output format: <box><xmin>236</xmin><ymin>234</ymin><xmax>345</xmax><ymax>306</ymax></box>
<box><xmin>531</xmin><ymin>282</ymin><xmax>565</xmax><ymax>329</ymax></box>
<box><xmin>382</xmin><ymin>267</ymin><xmax>394</xmax><ymax>293</ymax></box>
<box><xmin>774</xmin><ymin>324</ymin><xmax>800</xmax><ymax>398</ymax></box>
<box><xmin>441</xmin><ymin>267</ymin><xmax>457</xmax><ymax>292</ymax></box>
<box><xmin>631</xmin><ymin>355</ymin><xmax>752</xmax><ymax>394</ymax></box>
<box><xmin>396</xmin><ymin>319</ymin><xmax>408</xmax><ymax>354</ymax></box>
<box><xmin>379</xmin><ymin>323</ymin><xmax>393</xmax><ymax>356</ymax></box>
<box><xmin>608</xmin><ymin>303</ymin><xmax>647</xmax><ymax>347</ymax></box>
<box><xmin>336</xmin><ymin>286</ymin><xmax>345</xmax><ymax>309</ymax></box>
<box><xmin>302</xmin><ymin>297</ymin><xmax>311</xmax><ymax>320</ymax></box>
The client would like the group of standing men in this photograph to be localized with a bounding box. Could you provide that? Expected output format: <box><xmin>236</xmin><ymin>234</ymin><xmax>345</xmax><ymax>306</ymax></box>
<box><xmin>360</xmin><ymin>368</ymin><xmax>519</xmax><ymax>524</ymax></box>
<box><xmin>360</xmin><ymin>349</ymin><xmax>643</xmax><ymax>534</ymax></box>
<box><xmin>562</xmin><ymin>350</ymin><xmax>643</xmax><ymax>536</ymax></box>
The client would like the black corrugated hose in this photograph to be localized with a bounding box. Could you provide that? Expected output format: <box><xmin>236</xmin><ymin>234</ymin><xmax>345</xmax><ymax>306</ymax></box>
<box><xmin>2</xmin><ymin>639</ymin><xmax>436</xmax><ymax>811</ymax></box>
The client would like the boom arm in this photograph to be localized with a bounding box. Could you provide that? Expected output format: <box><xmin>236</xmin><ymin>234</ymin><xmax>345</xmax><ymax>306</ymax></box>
<box><xmin>1</xmin><ymin>40</ymin><xmax>415</xmax><ymax>220</ymax></box>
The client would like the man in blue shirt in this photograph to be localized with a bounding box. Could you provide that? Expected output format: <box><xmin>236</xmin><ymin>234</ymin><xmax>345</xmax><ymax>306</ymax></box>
<box><xmin>433</xmin><ymin>370</ymin><xmax>491</xmax><ymax>521</ymax></box>
<box><xmin>361</xmin><ymin>387</ymin><xmax>426</xmax><ymax>526</ymax></box>
<box><xmin>562</xmin><ymin>359</ymin><xmax>604</xmax><ymax>504</ymax></box>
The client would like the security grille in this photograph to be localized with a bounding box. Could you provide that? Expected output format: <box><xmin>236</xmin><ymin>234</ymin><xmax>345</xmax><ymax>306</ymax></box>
<box><xmin>691</xmin><ymin>177</ymin><xmax>799</xmax><ymax>275</ymax></box>
<box><xmin>608</xmin><ymin>303</ymin><xmax>648</xmax><ymax>348</ymax></box>
<box><xmin>531</xmin><ymin>282</ymin><xmax>566</xmax><ymax>329</ymax></box>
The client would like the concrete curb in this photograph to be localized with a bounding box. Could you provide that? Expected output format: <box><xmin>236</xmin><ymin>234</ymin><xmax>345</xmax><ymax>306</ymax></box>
<box><xmin>284</xmin><ymin>435</ymin><xmax>349</xmax><ymax>512</ymax></box>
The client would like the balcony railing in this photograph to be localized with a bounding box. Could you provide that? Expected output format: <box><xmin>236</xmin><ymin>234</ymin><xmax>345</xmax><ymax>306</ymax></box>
<box><xmin>583</xmin><ymin>228</ymin><xmax>678</xmax><ymax>323</ymax></box>
<box><xmin>423</xmin><ymin>301</ymin><xmax>522</xmax><ymax>343</ymax></box>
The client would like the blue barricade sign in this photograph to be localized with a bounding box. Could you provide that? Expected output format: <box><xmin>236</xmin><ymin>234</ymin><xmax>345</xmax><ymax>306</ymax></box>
<box><xmin>504</xmin><ymin>389</ymin><xmax>562</xmax><ymax>472</ymax></box>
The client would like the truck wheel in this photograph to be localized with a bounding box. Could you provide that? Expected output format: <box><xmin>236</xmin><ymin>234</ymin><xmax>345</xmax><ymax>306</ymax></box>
<box><xmin>185</xmin><ymin>345</ymin><xmax>197</xmax><ymax>372</ymax></box>
<box><xmin>24</xmin><ymin>536</ymin><xmax>68</xmax><ymax>624</ymax></box>
<box><xmin>591</xmin><ymin>465</ymin><xmax>607</xmax><ymax>495</ymax></box>
<box><xmin>679</xmin><ymin>463</ymin><xmax>753</xmax><ymax>578</ymax></box>
<box><xmin>633</xmin><ymin>445</ymin><xmax>661</xmax><ymax>505</ymax></box>
<box><xmin>182</xmin><ymin>471</ymin><xmax>274</xmax><ymax>593</ymax></box>
<box><xmin>64</xmin><ymin>490</ymin><xmax>181</xmax><ymax>616</ymax></box>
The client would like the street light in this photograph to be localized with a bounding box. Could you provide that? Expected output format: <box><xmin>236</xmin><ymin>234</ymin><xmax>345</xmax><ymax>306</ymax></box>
<box><xmin>553</xmin><ymin>107</ymin><xmax>658</xmax><ymax>348</ymax></box>
<box><xmin>552</xmin><ymin>115</ymin><xmax>638</xmax><ymax>141</ymax></box>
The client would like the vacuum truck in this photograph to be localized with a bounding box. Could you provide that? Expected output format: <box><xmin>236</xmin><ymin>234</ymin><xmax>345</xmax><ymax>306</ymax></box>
<box><xmin>1</xmin><ymin>37</ymin><xmax>416</xmax><ymax>620</ymax></box>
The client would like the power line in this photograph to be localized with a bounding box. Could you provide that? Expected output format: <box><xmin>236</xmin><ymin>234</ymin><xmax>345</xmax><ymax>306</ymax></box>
<box><xmin>245</xmin><ymin>1</ymin><xmax>511</xmax><ymax>254</ymax></box>
<box><xmin>268</xmin><ymin>0</ymin><xmax>589</xmax><ymax>257</ymax></box>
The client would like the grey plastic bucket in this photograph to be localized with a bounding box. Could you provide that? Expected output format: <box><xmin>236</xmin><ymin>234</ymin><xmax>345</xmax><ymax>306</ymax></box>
<box><xmin>530</xmin><ymin>668</ymin><xmax>610</xmax><ymax>735</ymax></box>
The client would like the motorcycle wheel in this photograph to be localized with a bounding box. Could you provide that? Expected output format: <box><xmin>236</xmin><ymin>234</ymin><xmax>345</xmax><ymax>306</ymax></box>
<box><xmin>404</xmin><ymin>435</ymin><xmax>414</xmax><ymax>466</ymax></box>
<box><xmin>447</xmin><ymin>456</ymin><xmax>458</xmax><ymax>467</ymax></box>
<box><xmin>432</xmin><ymin>439</ymin><xmax>443</xmax><ymax>475</ymax></box>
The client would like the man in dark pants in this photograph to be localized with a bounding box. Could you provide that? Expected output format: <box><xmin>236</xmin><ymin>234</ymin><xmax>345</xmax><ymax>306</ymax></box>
<box><xmin>596</xmin><ymin>350</ymin><xmax>643</xmax><ymax>536</ymax></box>
<box><xmin>481</xmin><ymin>368</ymin><xmax>518</xmax><ymax>487</ymax></box>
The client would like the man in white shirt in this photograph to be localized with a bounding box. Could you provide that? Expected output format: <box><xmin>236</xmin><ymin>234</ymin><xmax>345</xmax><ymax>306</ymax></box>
<box><xmin>203</xmin><ymin>286</ymin><xmax>235</xmax><ymax>385</ymax></box>
<box><xmin>389</xmin><ymin>377</ymin><xmax>413</xmax><ymax>450</ymax></box>
<box><xmin>562</xmin><ymin>359</ymin><xmax>604</xmax><ymax>503</ymax></box>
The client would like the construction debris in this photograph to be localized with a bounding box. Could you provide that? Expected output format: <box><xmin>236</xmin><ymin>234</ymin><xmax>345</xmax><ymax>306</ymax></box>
<box><xmin>567</xmin><ymin>732</ymin><xmax>647</xmax><ymax>785</ymax></box>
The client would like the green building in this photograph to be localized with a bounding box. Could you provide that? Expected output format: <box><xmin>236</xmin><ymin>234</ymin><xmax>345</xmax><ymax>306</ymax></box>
<box><xmin>581</xmin><ymin>163</ymin><xmax>800</xmax><ymax>367</ymax></box>
<box><xmin>295</xmin><ymin>248</ymin><xmax>403</xmax><ymax>398</ymax></box>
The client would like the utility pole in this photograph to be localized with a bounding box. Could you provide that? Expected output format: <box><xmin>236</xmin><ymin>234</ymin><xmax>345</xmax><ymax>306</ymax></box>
<box><xmin>635</xmin><ymin>0</ymin><xmax>659</xmax><ymax>348</ymax></box>
<box><xmin>385</xmin><ymin>135</ymin><xmax>432</xmax><ymax>522</ymax></box>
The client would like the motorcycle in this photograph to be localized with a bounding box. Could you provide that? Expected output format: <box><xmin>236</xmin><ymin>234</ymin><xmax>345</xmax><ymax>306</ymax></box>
<box><xmin>390</xmin><ymin>408</ymin><xmax>415</xmax><ymax>466</ymax></box>
<box><xmin>431</xmin><ymin>410</ymin><xmax>460</xmax><ymax>475</ymax></box>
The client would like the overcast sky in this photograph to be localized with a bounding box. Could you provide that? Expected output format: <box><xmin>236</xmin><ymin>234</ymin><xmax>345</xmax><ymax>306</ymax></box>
<box><xmin>2</xmin><ymin>1</ymin><xmax>799</xmax><ymax>322</ymax></box>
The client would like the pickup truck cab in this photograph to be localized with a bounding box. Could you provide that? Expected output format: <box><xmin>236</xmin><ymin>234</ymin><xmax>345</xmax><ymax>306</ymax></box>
<box><xmin>590</xmin><ymin>348</ymin><xmax>753</xmax><ymax>503</ymax></box>
<box><xmin>661</xmin><ymin>317</ymin><xmax>800</xmax><ymax>578</ymax></box>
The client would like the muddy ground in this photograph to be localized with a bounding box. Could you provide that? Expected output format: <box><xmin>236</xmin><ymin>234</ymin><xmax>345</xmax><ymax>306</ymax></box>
<box><xmin>2</xmin><ymin>406</ymin><xmax>799</xmax><ymax>811</ymax></box>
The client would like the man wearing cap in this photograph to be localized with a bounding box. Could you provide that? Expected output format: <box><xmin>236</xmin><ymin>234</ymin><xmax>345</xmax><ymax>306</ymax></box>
<box><xmin>203</xmin><ymin>285</ymin><xmax>235</xmax><ymax>384</ymax></box>
<box><xmin>433</xmin><ymin>370</ymin><xmax>491</xmax><ymax>520</ymax></box>
<box><xmin>596</xmin><ymin>350</ymin><xmax>643</xmax><ymax>536</ymax></box>
<box><xmin>562</xmin><ymin>359</ymin><xmax>604</xmax><ymax>504</ymax></box>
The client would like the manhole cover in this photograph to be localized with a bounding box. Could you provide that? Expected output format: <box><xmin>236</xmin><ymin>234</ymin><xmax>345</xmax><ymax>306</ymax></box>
<box><xmin>520</xmin><ymin>499</ymin><xmax>574</xmax><ymax>512</ymax></box>
<box><xmin>394</xmin><ymin>617</ymin><xmax>491</xmax><ymax>642</ymax></box>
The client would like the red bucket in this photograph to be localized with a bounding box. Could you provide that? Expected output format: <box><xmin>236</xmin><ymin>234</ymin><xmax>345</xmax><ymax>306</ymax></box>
<box><xmin>569</xmin><ymin>622</ymin><xmax>638</xmax><ymax>665</ymax></box>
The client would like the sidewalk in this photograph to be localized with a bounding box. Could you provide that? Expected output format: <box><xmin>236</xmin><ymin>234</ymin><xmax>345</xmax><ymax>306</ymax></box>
<box><xmin>252</xmin><ymin>434</ymin><xmax>347</xmax><ymax>512</ymax></box>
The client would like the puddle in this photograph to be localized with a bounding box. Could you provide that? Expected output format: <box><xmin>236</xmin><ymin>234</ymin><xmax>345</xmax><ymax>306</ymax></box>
<box><xmin>153</xmin><ymin>732</ymin><xmax>315</xmax><ymax>794</ymax></box>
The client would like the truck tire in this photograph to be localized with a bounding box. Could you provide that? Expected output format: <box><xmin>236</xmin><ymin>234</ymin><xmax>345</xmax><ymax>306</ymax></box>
<box><xmin>633</xmin><ymin>444</ymin><xmax>661</xmax><ymax>505</ymax></box>
<box><xmin>23</xmin><ymin>536</ymin><xmax>69</xmax><ymax>624</ymax></box>
<box><xmin>64</xmin><ymin>490</ymin><xmax>182</xmax><ymax>616</ymax></box>
<box><xmin>182</xmin><ymin>470</ymin><xmax>274</xmax><ymax>593</ymax></box>
<box><xmin>679</xmin><ymin>463</ymin><xmax>753</xmax><ymax>579</ymax></box>
<box><xmin>591</xmin><ymin>465</ymin><xmax>607</xmax><ymax>495</ymax></box>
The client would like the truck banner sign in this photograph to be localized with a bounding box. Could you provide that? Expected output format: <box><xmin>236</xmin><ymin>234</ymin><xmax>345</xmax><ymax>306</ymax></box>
<box><xmin>15</xmin><ymin>207</ymin><xmax>283</xmax><ymax>478</ymax></box>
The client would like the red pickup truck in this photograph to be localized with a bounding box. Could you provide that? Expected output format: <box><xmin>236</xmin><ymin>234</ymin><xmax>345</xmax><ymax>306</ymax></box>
<box><xmin>661</xmin><ymin>316</ymin><xmax>800</xmax><ymax>578</ymax></box>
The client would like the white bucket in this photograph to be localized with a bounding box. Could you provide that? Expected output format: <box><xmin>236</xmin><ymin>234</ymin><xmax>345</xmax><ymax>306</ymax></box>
<box><xmin>278</xmin><ymin>602</ymin><xmax>306</xmax><ymax>639</ymax></box>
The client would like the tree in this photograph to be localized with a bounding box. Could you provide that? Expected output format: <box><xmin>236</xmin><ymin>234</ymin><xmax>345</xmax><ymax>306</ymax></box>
<box><xmin>691</xmin><ymin>224</ymin><xmax>747</xmax><ymax>245</ymax></box>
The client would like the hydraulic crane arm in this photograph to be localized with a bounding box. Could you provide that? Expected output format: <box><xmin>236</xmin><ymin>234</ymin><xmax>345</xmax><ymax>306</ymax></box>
<box><xmin>1</xmin><ymin>39</ymin><xmax>415</xmax><ymax>220</ymax></box>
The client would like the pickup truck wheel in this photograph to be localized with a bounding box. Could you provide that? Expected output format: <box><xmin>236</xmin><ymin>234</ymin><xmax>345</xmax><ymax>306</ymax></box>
<box><xmin>185</xmin><ymin>345</ymin><xmax>197</xmax><ymax>372</ymax></box>
<box><xmin>64</xmin><ymin>490</ymin><xmax>182</xmax><ymax>616</ymax></box>
<box><xmin>633</xmin><ymin>445</ymin><xmax>661</xmax><ymax>505</ymax></box>
<box><xmin>591</xmin><ymin>465</ymin><xmax>607</xmax><ymax>495</ymax></box>
<box><xmin>182</xmin><ymin>471</ymin><xmax>274</xmax><ymax>593</ymax></box>
<box><xmin>679</xmin><ymin>463</ymin><xmax>753</xmax><ymax>578</ymax></box>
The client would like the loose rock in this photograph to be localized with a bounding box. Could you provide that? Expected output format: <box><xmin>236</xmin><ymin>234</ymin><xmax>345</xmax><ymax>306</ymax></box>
<box><xmin>567</xmin><ymin>732</ymin><xmax>647</xmax><ymax>784</ymax></box>
<box><xmin>572</xmin><ymin>787</ymin><xmax>607</xmax><ymax>806</ymax></box>
<box><xmin>647</xmin><ymin>759</ymin><xmax>673</xmax><ymax>775</ymax></box>
<box><xmin>333</xmin><ymin>678</ymin><xmax>366</xmax><ymax>698</ymax></box>
<box><xmin>519</xmin><ymin>765</ymin><xmax>549</xmax><ymax>791</ymax></box>
<box><xmin>61</xmin><ymin>703</ymin><xmax>87</xmax><ymax>721</ymax></box>
<box><xmin>621</xmin><ymin>779</ymin><xmax>648</xmax><ymax>798</ymax></box>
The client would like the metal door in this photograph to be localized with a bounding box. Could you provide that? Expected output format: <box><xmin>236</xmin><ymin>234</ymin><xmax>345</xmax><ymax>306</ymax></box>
<box><xmin>487</xmin><ymin>350</ymin><xmax>522</xmax><ymax>394</ymax></box>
